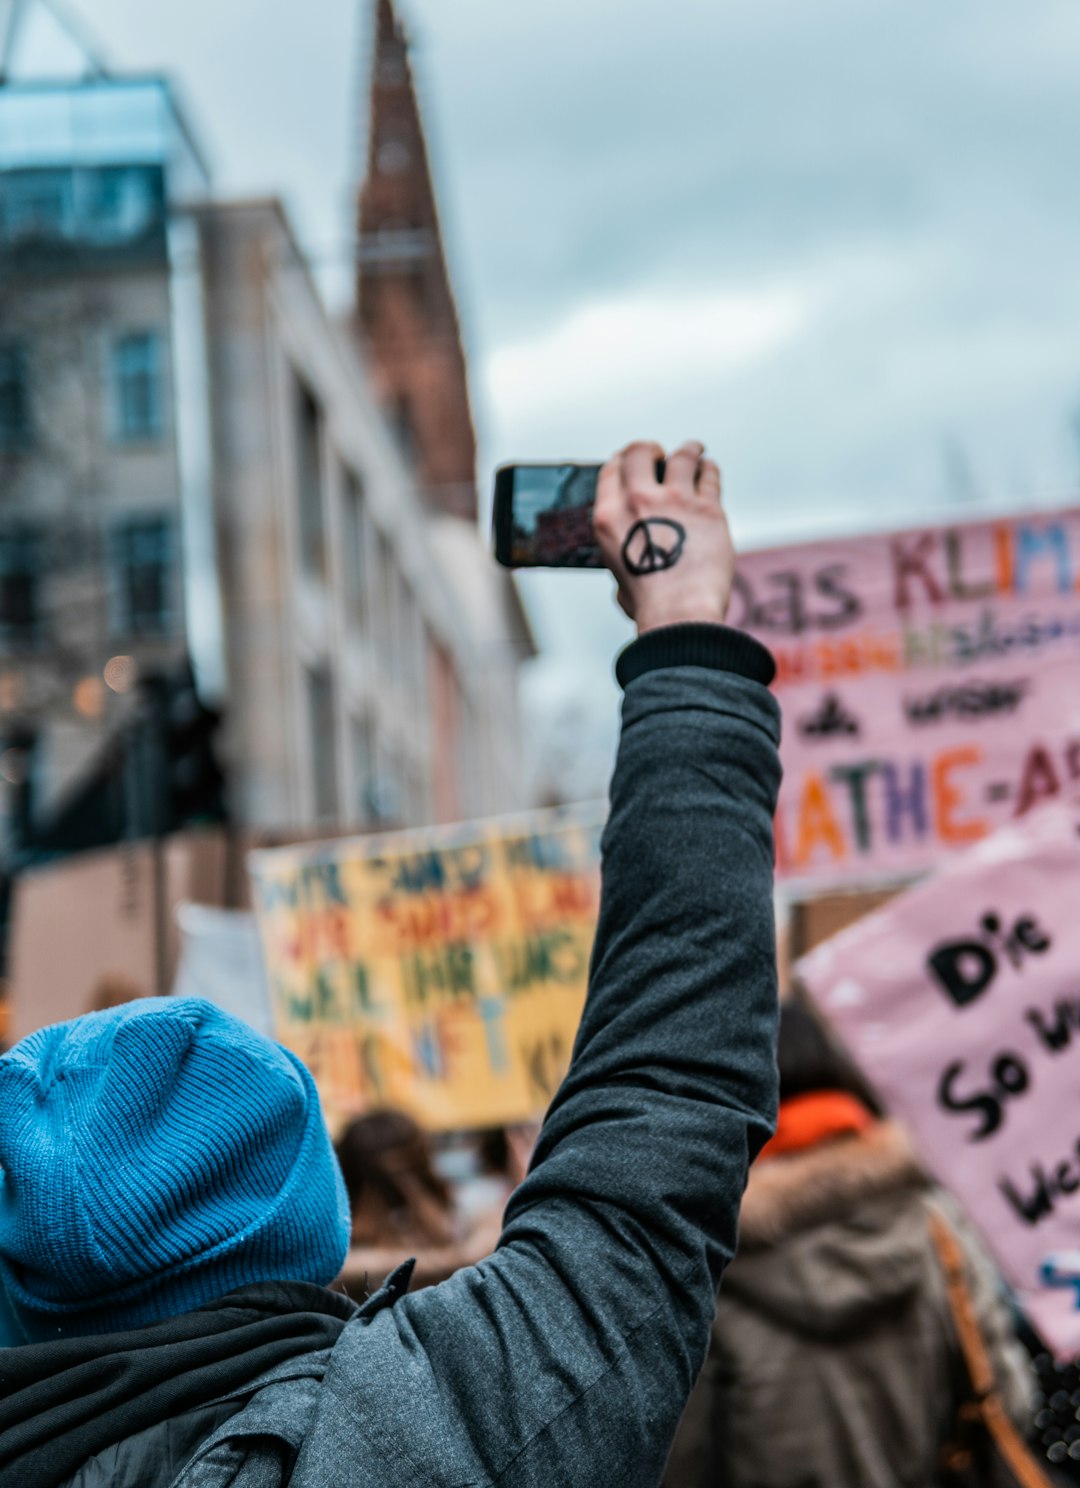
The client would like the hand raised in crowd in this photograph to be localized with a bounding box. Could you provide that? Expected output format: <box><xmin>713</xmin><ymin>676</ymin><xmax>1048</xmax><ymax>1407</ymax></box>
<box><xmin>593</xmin><ymin>439</ymin><xmax>734</xmax><ymax>635</ymax></box>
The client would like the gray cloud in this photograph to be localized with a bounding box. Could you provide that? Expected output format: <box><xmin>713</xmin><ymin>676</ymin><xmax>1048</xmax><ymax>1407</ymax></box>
<box><xmin>62</xmin><ymin>0</ymin><xmax>1080</xmax><ymax>787</ymax></box>
<box><xmin>84</xmin><ymin>0</ymin><xmax>1080</xmax><ymax>515</ymax></box>
<box><xmin>408</xmin><ymin>1</ymin><xmax>1080</xmax><ymax>323</ymax></box>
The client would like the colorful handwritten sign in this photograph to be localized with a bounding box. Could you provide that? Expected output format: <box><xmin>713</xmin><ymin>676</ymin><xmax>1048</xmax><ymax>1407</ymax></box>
<box><xmin>797</xmin><ymin>796</ymin><xmax>1080</xmax><ymax>1356</ymax></box>
<box><xmin>734</xmin><ymin>507</ymin><xmax>1080</xmax><ymax>885</ymax></box>
<box><xmin>248</xmin><ymin>806</ymin><xmax>603</xmax><ymax>1132</ymax></box>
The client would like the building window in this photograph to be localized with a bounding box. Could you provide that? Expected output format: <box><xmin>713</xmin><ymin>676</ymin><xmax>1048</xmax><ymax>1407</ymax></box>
<box><xmin>0</xmin><ymin>166</ymin><xmax>165</xmax><ymax>252</ymax></box>
<box><xmin>80</xmin><ymin>166</ymin><xmax>162</xmax><ymax>245</ymax></box>
<box><xmin>376</xmin><ymin>137</ymin><xmax>411</xmax><ymax>175</ymax></box>
<box><xmin>342</xmin><ymin>469</ymin><xmax>368</xmax><ymax>627</ymax></box>
<box><xmin>0</xmin><ymin>529</ymin><xmax>43</xmax><ymax>646</ymax></box>
<box><xmin>0</xmin><ymin>344</ymin><xmax>31</xmax><ymax>448</ymax></box>
<box><xmin>397</xmin><ymin>570</ymin><xmax>421</xmax><ymax>696</ymax></box>
<box><xmin>111</xmin><ymin>331</ymin><xmax>164</xmax><ymax>442</ymax></box>
<box><xmin>0</xmin><ymin>171</ymin><xmax>69</xmax><ymax>244</ymax></box>
<box><xmin>390</xmin><ymin>395</ymin><xmax>417</xmax><ymax>465</ymax></box>
<box><xmin>307</xmin><ymin>666</ymin><xmax>338</xmax><ymax>820</ymax></box>
<box><xmin>110</xmin><ymin>516</ymin><xmax>173</xmax><ymax>636</ymax></box>
<box><xmin>374</xmin><ymin>530</ymin><xmax>395</xmax><ymax>672</ymax></box>
<box><xmin>372</xmin><ymin>733</ymin><xmax>405</xmax><ymax>825</ymax></box>
<box><xmin>351</xmin><ymin>714</ymin><xmax>375</xmax><ymax>822</ymax></box>
<box><xmin>295</xmin><ymin>378</ymin><xmax>327</xmax><ymax>578</ymax></box>
<box><xmin>375</xmin><ymin>46</ymin><xmax>407</xmax><ymax>87</ymax></box>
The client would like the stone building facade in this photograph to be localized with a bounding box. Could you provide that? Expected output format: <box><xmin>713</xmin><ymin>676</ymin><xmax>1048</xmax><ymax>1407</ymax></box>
<box><xmin>0</xmin><ymin>67</ymin><xmax>533</xmax><ymax>844</ymax></box>
<box><xmin>0</xmin><ymin>79</ymin><xmax>203</xmax><ymax>833</ymax></box>
<box><xmin>197</xmin><ymin>196</ymin><xmax>531</xmax><ymax>830</ymax></box>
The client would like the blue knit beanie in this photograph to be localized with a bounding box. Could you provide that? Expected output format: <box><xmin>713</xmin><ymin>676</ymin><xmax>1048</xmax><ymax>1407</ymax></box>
<box><xmin>0</xmin><ymin>997</ymin><xmax>350</xmax><ymax>1343</ymax></box>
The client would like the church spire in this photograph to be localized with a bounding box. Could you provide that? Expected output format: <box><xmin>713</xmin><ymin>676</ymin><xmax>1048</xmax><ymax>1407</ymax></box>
<box><xmin>356</xmin><ymin>0</ymin><xmax>477</xmax><ymax>522</ymax></box>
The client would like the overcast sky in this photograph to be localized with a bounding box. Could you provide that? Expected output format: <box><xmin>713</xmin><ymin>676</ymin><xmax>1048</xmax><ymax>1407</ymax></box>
<box><xmin>24</xmin><ymin>0</ymin><xmax>1080</xmax><ymax>793</ymax></box>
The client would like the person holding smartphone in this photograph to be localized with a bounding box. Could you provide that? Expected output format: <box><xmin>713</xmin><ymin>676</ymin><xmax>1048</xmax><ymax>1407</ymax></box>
<box><xmin>0</xmin><ymin>439</ymin><xmax>781</xmax><ymax>1488</ymax></box>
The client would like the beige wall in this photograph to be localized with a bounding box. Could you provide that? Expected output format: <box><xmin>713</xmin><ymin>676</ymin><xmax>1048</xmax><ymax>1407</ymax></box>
<box><xmin>9</xmin><ymin>830</ymin><xmax>229</xmax><ymax>1039</ymax></box>
<box><xmin>199</xmin><ymin>201</ymin><xmax>531</xmax><ymax>837</ymax></box>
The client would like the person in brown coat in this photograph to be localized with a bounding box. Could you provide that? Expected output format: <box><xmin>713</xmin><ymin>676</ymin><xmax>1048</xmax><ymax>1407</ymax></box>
<box><xmin>664</xmin><ymin>1003</ymin><xmax>1035</xmax><ymax>1488</ymax></box>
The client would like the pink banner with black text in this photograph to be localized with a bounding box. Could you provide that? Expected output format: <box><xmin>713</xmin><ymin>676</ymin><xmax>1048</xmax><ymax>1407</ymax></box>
<box><xmin>734</xmin><ymin>506</ymin><xmax>1080</xmax><ymax>885</ymax></box>
<box><xmin>796</xmin><ymin>797</ymin><xmax>1080</xmax><ymax>1356</ymax></box>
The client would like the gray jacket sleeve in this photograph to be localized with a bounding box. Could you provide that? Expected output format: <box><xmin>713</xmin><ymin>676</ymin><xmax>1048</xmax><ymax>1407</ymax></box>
<box><xmin>313</xmin><ymin>657</ymin><xmax>782</xmax><ymax>1487</ymax></box>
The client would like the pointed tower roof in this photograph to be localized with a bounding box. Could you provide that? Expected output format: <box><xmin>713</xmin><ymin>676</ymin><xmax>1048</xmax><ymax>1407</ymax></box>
<box><xmin>355</xmin><ymin>0</ymin><xmax>478</xmax><ymax>522</ymax></box>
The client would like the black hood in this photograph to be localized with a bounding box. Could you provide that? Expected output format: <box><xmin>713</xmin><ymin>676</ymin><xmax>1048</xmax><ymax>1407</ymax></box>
<box><xmin>0</xmin><ymin>1281</ymin><xmax>356</xmax><ymax>1488</ymax></box>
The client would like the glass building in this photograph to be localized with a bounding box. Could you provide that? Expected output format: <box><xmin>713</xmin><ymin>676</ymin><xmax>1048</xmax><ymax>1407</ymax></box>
<box><xmin>0</xmin><ymin>76</ymin><xmax>209</xmax><ymax>252</ymax></box>
<box><xmin>0</xmin><ymin>76</ymin><xmax>221</xmax><ymax>842</ymax></box>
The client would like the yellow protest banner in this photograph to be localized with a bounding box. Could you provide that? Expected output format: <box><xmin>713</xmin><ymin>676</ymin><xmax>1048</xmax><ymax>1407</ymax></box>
<box><xmin>248</xmin><ymin>805</ymin><xmax>604</xmax><ymax>1132</ymax></box>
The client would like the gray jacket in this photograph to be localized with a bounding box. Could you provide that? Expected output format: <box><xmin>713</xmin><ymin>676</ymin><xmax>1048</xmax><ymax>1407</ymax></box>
<box><xmin>41</xmin><ymin>643</ymin><xmax>783</xmax><ymax>1487</ymax></box>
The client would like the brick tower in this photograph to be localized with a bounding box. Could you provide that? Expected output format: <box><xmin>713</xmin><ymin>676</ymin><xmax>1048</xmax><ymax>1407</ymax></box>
<box><xmin>355</xmin><ymin>0</ymin><xmax>477</xmax><ymax>522</ymax></box>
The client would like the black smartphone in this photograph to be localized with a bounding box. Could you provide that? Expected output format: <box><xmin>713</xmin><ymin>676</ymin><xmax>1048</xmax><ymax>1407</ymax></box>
<box><xmin>492</xmin><ymin>462</ymin><xmax>604</xmax><ymax>569</ymax></box>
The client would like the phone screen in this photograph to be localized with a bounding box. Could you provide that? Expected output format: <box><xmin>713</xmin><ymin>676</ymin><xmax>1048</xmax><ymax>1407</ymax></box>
<box><xmin>492</xmin><ymin>463</ymin><xmax>603</xmax><ymax>568</ymax></box>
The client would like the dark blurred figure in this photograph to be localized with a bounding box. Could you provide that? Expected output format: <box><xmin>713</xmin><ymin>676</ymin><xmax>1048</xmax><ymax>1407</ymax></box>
<box><xmin>664</xmin><ymin>1002</ymin><xmax>1035</xmax><ymax>1488</ymax></box>
<box><xmin>478</xmin><ymin>1125</ymin><xmax>513</xmax><ymax>1183</ymax></box>
<box><xmin>336</xmin><ymin>1109</ymin><xmax>502</xmax><ymax>1294</ymax></box>
<box><xmin>336</xmin><ymin>1109</ymin><xmax>457</xmax><ymax>1250</ymax></box>
<box><xmin>476</xmin><ymin>1123</ymin><xmax>537</xmax><ymax>1195</ymax></box>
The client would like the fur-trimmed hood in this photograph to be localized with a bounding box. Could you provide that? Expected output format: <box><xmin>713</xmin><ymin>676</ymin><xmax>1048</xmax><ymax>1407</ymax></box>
<box><xmin>739</xmin><ymin>1120</ymin><xmax>925</xmax><ymax>1249</ymax></box>
<box><xmin>721</xmin><ymin>1120</ymin><xmax>934</xmax><ymax>1338</ymax></box>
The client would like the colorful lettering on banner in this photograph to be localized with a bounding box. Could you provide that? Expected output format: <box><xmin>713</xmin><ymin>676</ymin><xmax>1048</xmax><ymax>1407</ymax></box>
<box><xmin>248</xmin><ymin>806</ymin><xmax>604</xmax><ymax>1133</ymax></box>
<box><xmin>734</xmin><ymin>507</ymin><xmax>1080</xmax><ymax>885</ymax></box>
<box><xmin>797</xmin><ymin>797</ymin><xmax>1080</xmax><ymax>1357</ymax></box>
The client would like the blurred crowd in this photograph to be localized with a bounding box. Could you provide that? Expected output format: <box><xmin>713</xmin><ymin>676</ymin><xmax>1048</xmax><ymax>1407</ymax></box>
<box><xmin>335</xmin><ymin>1111</ymin><xmax>536</xmax><ymax>1296</ymax></box>
<box><xmin>321</xmin><ymin>1011</ymin><xmax>1080</xmax><ymax>1488</ymax></box>
<box><xmin>310</xmin><ymin>1000</ymin><xmax>1080</xmax><ymax>1488</ymax></box>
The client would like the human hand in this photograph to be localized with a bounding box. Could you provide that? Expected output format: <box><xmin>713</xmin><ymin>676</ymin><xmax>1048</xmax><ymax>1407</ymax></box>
<box><xmin>592</xmin><ymin>440</ymin><xmax>734</xmax><ymax>636</ymax></box>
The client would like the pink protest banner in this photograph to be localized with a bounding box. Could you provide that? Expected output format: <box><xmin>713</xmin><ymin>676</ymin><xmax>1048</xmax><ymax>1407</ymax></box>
<box><xmin>733</xmin><ymin>506</ymin><xmax>1080</xmax><ymax>886</ymax></box>
<box><xmin>796</xmin><ymin>796</ymin><xmax>1080</xmax><ymax>1356</ymax></box>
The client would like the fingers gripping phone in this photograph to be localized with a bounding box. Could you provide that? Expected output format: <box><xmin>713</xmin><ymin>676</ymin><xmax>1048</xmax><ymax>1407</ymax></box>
<box><xmin>492</xmin><ymin>460</ymin><xmax>665</xmax><ymax>569</ymax></box>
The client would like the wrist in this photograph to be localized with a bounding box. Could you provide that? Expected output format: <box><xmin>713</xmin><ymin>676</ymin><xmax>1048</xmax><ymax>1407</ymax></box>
<box><xmin>634</xmin><ymin>594</ymin><xmax>730</xmax><ymax>636</ymax></box>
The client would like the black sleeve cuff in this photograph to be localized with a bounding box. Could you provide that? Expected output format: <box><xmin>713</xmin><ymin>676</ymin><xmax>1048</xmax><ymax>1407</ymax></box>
<box><xmin>615</xmin><ymin>622</ymin><xmax>776</xmax><ymax>690</ymax></box>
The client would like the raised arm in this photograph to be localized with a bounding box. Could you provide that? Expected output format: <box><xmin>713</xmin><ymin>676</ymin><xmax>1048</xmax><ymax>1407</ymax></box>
<box><xmin>317</xmin><ymin>441</ymin><xmax>781</xmax><ymax>1487</ymax></box>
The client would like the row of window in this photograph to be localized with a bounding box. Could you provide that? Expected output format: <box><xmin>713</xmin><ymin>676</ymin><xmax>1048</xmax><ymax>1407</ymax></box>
<box><xmin>0</xmin><ymin>166</ymin><xmax>166</xmax><ymax>252</ymax></box>
<box><xmin>293</xmin><ymin>376</ymin><xmax>433</xmax><ymax>826</ymax></box>
<box><xmin>306</xmin><ymin>664</ymin><xmax>425</xmax><ymax>828</ymax></box>
<box><xmin>292</xmin><ymin>376</ymin><xmax>425</xmax><ymax>698</ymax></box>
<box><xmin>0</xmin><ymin>516</ymin><xmax>174</xmax><ymax>645</ymax></box>
<box><xmin>0</xmin><ymin>329</ymin><xmax>165</xmax><ymax>449</ymax></box>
